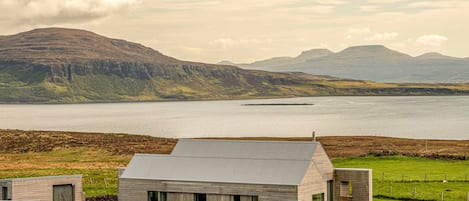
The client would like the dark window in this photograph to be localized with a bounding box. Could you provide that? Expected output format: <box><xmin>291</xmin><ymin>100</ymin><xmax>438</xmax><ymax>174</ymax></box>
<box><xmin>148</xmin><ymin>191</ymin><xmax>158</xmax><ymax>201</ymax></box>
<box><xmin>53</xmin><ymin>184</ymin><xmax>74</xmax><ymax>201</ymax></box>
<box><xmin>327</xmin><ymin>180</ymin><xmax>334</xmax><ymax>201</ymax></box>
<box><xmin>312</xmin><ymin>193</ymin><xmax>324</xmax><ymax>201</ymax></box>
<box><xmin>2</xmin><ymin>187</ymin><xmax>9</xmax><ymax>200</ymax></box>
<box><xmin>234</xmin><ymin>195</ymin><xmax>240</xmax><ymax>201</ymax></box>
<box><xmin>252</xmin><ymin>196</ymin><xmax>259</xmax><ymax>201</ymax></box>
<box><xmin>194</xmin><ymin>193</ymin><xmax>206</xmax><ymax>201</ymax></box>
<box><xmin>160</xmin><ymin>192</ymin><xmax>167</xmax><ymax>201</ymax></box>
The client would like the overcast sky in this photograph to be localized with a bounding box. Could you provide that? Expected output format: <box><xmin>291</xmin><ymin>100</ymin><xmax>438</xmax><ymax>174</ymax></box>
<box><xmin>0</xmin><ymin>0</ymin><xmax>467</xmax><ymax>63</ymax></box>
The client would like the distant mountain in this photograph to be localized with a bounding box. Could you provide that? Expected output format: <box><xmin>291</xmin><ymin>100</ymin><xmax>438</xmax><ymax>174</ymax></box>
<box><xmin>238</xmin><ymin>45</ymin><xmax>469</xmax><ymax>83</ymax></box>
<box><xmin>216</xmin><ymin>60</ymin><xmax>238</xmax><ymax>66</ymax></box>
<box><xmin>1</xmin><ymin>28</ymin><xmax>469</xmax><ymax>103</ymax></box>
<box><xmin>238</xmin><ymin>49</ymin><xmax>333</xmax><ymax>68</ymax></box>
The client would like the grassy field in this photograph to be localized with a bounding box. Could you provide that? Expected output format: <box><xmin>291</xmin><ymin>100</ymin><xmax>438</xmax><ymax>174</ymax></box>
<box><xmin>333</xmin><ymin>156</ymin><xmax>469</xmax><ymax>201</ymax></box>
<box><xmin>1</xmin><ymin>130</ymin><xmax>469</xmax><ymax>199</ymax></box>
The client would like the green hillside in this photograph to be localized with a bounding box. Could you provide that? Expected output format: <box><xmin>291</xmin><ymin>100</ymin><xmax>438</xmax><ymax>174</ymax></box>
<box><xmin>1</xmin><ymin>28</ymin><xmax>469</xmax><ymax>103</ymax></box>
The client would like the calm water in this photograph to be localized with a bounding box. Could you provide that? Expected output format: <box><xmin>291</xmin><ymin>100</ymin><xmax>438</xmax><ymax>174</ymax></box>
<box><xmin>1</xmin><ymin>96</ymin><xmax>468</xmax><ymax>140</ymax></box>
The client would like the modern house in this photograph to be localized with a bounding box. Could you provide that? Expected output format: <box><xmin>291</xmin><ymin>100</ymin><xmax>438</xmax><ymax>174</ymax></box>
<box><xmin>119</xmin><ymin>139</ymin><xmax>372</xmax><ymax>201</ymax></box>
<box><xmin>0</xmin><ymin>175</ymin><xmax>84</xmax><ymax>201</ymax></box>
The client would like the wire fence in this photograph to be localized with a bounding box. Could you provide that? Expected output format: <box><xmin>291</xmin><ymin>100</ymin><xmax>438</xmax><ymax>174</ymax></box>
<box><xmin>374</xmin><ymin>172</ymin><xmax>469</xmax><ymax>201</ymax></box>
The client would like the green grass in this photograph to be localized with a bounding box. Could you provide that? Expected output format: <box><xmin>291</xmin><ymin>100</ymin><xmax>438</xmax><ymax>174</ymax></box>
<box><xmin>333</xmin><ymin>156</ymin><xmax>469</xmax><ymax>201</ymax></box>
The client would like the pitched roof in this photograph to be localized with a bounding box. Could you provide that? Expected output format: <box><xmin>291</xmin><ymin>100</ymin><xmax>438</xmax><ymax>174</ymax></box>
<box><xmin>172</xmin><ymin>139</ymin><xmax>318</xmax><ymax>160</ymax></box>
<box><xmin>120</xmin><ymin>139</ymin><xmax>320</xmax><ymax>185</ymax></box>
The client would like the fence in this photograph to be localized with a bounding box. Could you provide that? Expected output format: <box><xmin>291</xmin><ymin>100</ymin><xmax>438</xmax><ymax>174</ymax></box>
<box><xmin>374</xmin><ymin>172</ymin><xmax>469</xmax><ymax>201</ymax></box>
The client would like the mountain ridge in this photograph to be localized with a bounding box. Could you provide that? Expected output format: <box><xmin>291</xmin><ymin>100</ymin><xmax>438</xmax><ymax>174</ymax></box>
<box><xmin>232</xmin><ymin>45</ymin><xmax>469</xmax><ymax>83</ymax></box>
<box><xmin>1</xmin><ymin>28</ymin><xmax>469</xmax><ymax>103</ymax></box>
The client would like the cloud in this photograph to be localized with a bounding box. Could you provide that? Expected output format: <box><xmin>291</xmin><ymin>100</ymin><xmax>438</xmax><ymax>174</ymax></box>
<box><xmin>408</xmin><ymin>1</ymin><xmax>467</xmax><ymax>9</ymax></box>
<box><xmin>210</xmin><ymin>38</ymin><xmax>273</xmax><ymax>49</ymax></box>
<box><xmin>278</xmin><ymin>5</ymin><xmax>335</xmax><ymax>14</ymax></box>
<box><xmin>347</xmin><ymin>28</ymin><xmax>372</xmax><ymax>35</ymax></box>
<box><xmin>366</xmin><ymin>32</ymin><xmax>399</xmax><ymax>41</ymax></box>
<box><xmin>367</xmin><ymin>0</ymin><xmax>405</xmax><ymax>4</ymax></box>
<box><xmin>416</xmin><ymin>34</ymin><xmax>448</xmax><ymax>46</ymax></box>
<box><xmin>315</xmin><ymin>0</ymin><xmax>346</xmax><ymax>5</ymax></box>
<box><xmin>359</xmin><ymin>5</ymin><xmax>380</xmax><ymax>12</ymax></box>
<box><xmin>0</xmin><ymin>0</ymin><xmax>141</xmax><ymax>25</ymax></box>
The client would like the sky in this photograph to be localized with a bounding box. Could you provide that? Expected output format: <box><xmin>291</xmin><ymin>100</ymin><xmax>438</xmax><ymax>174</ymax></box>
<box><xmin>0</xmin><ymin>0</ymin><xmax>468</xmax><ymax>63</ymax></box>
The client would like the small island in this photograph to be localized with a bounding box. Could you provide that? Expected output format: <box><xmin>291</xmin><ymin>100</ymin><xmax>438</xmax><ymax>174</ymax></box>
<box><xmin>242</xmin><ymin>103</ymin><xmax>314</xmax><ymax>106</ymax></box>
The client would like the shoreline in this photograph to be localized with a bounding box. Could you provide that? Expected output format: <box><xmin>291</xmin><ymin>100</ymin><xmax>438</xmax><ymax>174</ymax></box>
<box><xmin>1</xmin><ymin>129</ymin><xmax>468</xmax><ymax>159</ymax></box>
<box><xmin>2</xmin><ymin>94</ymin><xmax>469</xmax><ymax>105</ymax></box>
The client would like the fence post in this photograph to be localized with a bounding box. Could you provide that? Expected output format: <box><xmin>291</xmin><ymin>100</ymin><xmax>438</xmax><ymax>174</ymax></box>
<box><xmin>467</xmin><ymin>192</ymin><xmax>469</xmax><ymax>201</ymax></box>
<box><xmin>104</xmin><ymin>178</ymin><xmax>108</xmax><ymax>188</ymax></box>
<box><xmin>441</xmin><ymin>192</ymin><xmax>444</xmax><ymax>201</ymax></box>
<box><xmin>382</xmin><ymin>172</ymin><xmax>385</xmax><ymax>182</ymax></box>
<box><xmin>390</xmin><ymin>184</ymin><xmax>393</xmax><ymax>197</ymax></box>
<box><xmin>413</xmin><ymin>187</ymin><xmax>417</xmax><ymax>199</ymax></box>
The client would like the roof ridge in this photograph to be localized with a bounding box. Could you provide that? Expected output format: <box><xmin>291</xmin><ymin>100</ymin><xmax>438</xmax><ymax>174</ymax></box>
<box><xmin>135</xmin><ymin>153</ymin><xmax>311</xmax><ymax>162</ymax></box>
<box><xmin>179</xmin><ymin>139</ymin><xmax>319</xmax><ymax>144</ymax></box>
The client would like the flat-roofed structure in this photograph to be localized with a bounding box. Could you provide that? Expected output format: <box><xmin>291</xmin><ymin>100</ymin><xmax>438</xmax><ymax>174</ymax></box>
<box><xmin>0</xmin><ymin>175</ymin><xmax>84</xmax><ymax>201</ymax></box>
<box><xmin>119</xmin><ymin>139</ymin><xmax>371</xmax><ymax>201</ymax></box>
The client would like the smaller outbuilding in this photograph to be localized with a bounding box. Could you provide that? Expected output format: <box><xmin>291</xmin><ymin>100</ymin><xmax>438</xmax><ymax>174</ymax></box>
<box><xmin>0</xmin><ymin>175</ymin><xmax>84</xmax><ymax>201</ymax></box>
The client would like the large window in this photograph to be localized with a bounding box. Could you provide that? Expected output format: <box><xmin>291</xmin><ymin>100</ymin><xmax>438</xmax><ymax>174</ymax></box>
<box><xmin>148</xmin><ymin>191</ymin><xmax>158</xmax><ymax>201</ymax></box>
<box><xmin>194</xmin><ymin>193</ymin><xmax>206</xmax><ymax>201</ymax></box>
<box><xmin>160</xmin><ymin>192</ymin><xmax>167</xmax><ymax>201</ymax></box>
<box><xmin>234</xmin><ymin>195</ymin><xmax>240</xmax><ymax>201</ymax></box>
<box><xmin>148</xmin><ymin>191</ymin><xmax>167</xmax><ymax>201</ymax></box>
<box><xmin>312</xmin><ymin>193</ymin><xmax>324</xmax><ymax>201</ymax></box>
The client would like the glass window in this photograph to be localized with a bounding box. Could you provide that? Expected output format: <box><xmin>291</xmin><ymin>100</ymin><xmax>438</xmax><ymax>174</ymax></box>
<box><xmin>148</xmin><ymin>191</ymin><xmax>158</xmax><ymax>201</ymax></box>
<box><xmin>312</xmin><ymin>193</ymin><xmax>324</xmax><ymax>201</ymax></box>
<box><xmin>160</xmin><ymin>192</ymin><xmax>167</xmax><ymax>201</ymax></box>
<box><xmin>234</xmin><ymin>195</ymin><xmax>240</xmax><ymax>201</ymax></box>
<box><xmin>339</xmin><ymin>181</ymin><xmax>352</xmax><ymax>197</ymax></box>
<box><xmin>194</xmin><ymin>193</ymin><xmax>206</xmax><ymax>201</ymax></box>
<box><xmin>252</xmin><ymin>196</ymin><xmax>259</xmax><ymax>201</ymax></box>
<box><xmin>327</xmin><ymin>180</ymin><xmax>334</xmax><ymax>201</ymax></box>
<box><xmin>2</xmin><ymin>187</ymin><xmax>9</xmax><ymax>200</ymax></box>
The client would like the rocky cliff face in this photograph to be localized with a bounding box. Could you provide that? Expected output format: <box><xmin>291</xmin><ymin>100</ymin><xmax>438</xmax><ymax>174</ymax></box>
<box><xmin>1</xmin><ymin>28</ymin><xmax>469</xmax><ymax>103</ymax></box>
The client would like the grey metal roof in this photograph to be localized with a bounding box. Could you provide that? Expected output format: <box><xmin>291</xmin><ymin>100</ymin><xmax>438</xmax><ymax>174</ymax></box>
<box><xmin>172</xmin><ymin>139</ymin><xmax>318</xmax><ymax>160</ymax></box>
<box><xmin>120</xmin><ymin>154</ymin><xmax>311</xmax><ymax>185</ymax></box>
<box><xmin>121</xmin><ymin>139</ymin><xmax>320</xmax><ymax>185</ymax></box>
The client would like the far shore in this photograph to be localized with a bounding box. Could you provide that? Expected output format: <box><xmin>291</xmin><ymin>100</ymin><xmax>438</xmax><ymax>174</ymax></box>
<box><xmin>1</xmin><ymin>129</ymin><xmax>468</xmax><ymax>159</ymax></box>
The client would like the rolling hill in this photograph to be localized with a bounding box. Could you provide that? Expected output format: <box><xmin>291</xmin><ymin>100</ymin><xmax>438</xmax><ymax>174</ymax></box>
<box><xmin>1</xmin><ymin>28</ymin><xmax>469</xmax><ymax>103</ymax></box>
<box><xmin>236</xmin><ymin>45</ymin><xmax>469</xmax><ymax>83</ymax></box>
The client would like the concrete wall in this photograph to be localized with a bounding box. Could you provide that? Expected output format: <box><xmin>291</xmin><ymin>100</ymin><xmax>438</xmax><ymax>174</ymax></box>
<box><xmin>333</xmin><ymin>168</ymin><xmax>372</xmax><ymax>201</ymax></box>
<box><xmin>119</xmin><ymin>179</ymin><xmax>298</xmax><ymax>201</ymax></box>
<box><xmin>6</xmin><ymin>175</ymin><xmax>84</xmax><ymax>201</ymax></box>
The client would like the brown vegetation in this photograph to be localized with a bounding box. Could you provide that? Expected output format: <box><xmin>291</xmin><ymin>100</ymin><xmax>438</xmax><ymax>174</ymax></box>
<box><xmin>0</xmin><ymin>129</ymin><xmax>176</xmax><ymax>155</ymax></box>
<box><xmin>1</xmin><ymin>129</ymin><xmax>468</xmax><ymax>159</ymax></box>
